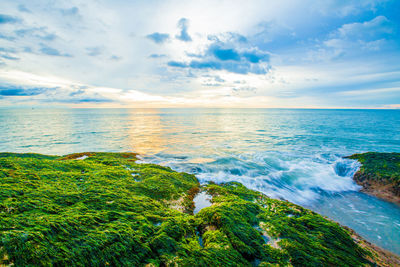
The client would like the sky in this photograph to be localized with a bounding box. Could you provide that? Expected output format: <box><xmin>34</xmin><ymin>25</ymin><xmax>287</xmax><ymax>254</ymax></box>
<box><xmin>0</xmin><ymin>0</ymin><xmax>399</xmax><ymax>108</ymax></box>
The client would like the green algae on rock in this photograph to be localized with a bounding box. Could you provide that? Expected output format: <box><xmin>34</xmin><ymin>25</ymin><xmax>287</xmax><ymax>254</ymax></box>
<box><xmin>0</xmin><ymin>152</ymin><xmax>398</xmax><ymax>266</ymax></box>
<box><xmin>347</xmin><ymin>152</ymin><xmax>400</xmax><ymax>205</ymax></box>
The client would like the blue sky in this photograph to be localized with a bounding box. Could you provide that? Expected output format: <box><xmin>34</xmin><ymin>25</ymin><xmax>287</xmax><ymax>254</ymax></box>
<box><xmin>0</xmin><ymin>0</ymin><xmax>399</xmax><ymax>108</ymax></box>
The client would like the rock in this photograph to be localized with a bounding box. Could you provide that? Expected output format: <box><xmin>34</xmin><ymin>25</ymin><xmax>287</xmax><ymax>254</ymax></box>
<box><xmin>347</xmin><ymin>152</ymin><xmax>400</xmax><ymax>205</ymax></box>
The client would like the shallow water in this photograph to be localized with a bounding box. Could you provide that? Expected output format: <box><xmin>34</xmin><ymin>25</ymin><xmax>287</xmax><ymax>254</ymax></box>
<box><xmin>0</xmin><ymin>108</ymin><xmax>399</xmax><ymax>254</ymax></box>
<box><xmin>193</xmin><ymin>191</ymin><xmax>213</xmax><ymax>214</ymax></box>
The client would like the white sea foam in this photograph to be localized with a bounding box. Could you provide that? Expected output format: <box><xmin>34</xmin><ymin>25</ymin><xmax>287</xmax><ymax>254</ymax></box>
<box><xmin>190</xmin><ymin>152</ymin><xmax>362</xmax><ymax>205</ymax></box>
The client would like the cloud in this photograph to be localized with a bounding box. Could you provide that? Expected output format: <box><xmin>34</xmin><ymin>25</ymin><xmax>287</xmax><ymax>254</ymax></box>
<box><xmin>168</xmin><ymin>60</ymin><xmax>269</xmax><ymax>74</ymax></box>
<box><xmin>15</xmin><ymin>27</ymin><xmax>58</xmax><ymax>41</ymax></box>
<box><xmin>312</xmin><ymin>1</ymin><xmax>391</xmax><ymax>17</ymax></box>
<box><xmin>176</xmin><ymin>18</ymin><xmax>192</xmax><ymax>42</ymax></box>
<box><xmin>60</xmin><ymin>7</ymin><xmax>80</xmax><ymax>16</ymax></box>
<box><xmin>209</xmin><ymin>44</ymin><xmax>269</xmax><ymax>63</ymax></box>
<box><xmin>0</xmin><ymin>71</ymin><xmax>117</xmax><ymax>105</ymax></box>
<box><xmin>146</xmin><ymin>32</ymin><xmax>170</xmax><ymax>44</ymax></box>
<box><xmin>18</xmin><ymin>5</ymin><xmax>31</xmax><ymax>13</ymax></box>
<box><xmin>233</xmin><ymin>80</ymin><xmax>246</xmax><ymax>84</ymax></box>
<box><xmin>76</xmin><ymin>98</ymin><xmax>113</xmax><ymax>103</ymax></box>
<box><xmin>56</xmin><ymin>97</ymin><xmax>113</xmax><ymax>103</ymax></box>
<box><xmin>201</xmin><ymin>75</ymin><xmax>226</xmax><ymax>86</ymax></box>
<box><xmin>110</xmin><ymin>55</ymin><xmax>122</xmax><ymax>61</ymax></box>
<box><xmin>0</xmin><ymin>34</ymin><xmax>15</xmax><ymax>41</ymax></box>
<box><xmin>0</xmin><ymin>14</ymin><xmax>20</xmax><ymax>24</ymax></box>
<box><xmin>167</xmin><ymin>36</ymin><xmax>270</xmax><ymax>74</ymax></box>
<box><xmin>39</xmin><ymin>44</ymin><xmax>72</xmax><ymax>57</ymax></box>
<box><xmin>209</xmin><ymin>46</ymin><xmax>240</xmax><ymax>61</ymax></box>
<box><xmin>86</xmin><ymin>47</ymin><xmax>103</xmax><ymax>56</ymax></box>
<box><xmin>309</xmin><ymin>16</ymin><xmax>395</xmax><ymax>61</ymax></box>
<box><xmin>23</xmin><ymin>47</ymin><xmax>33</xmax><ymax>53</ymax></box>
<box><xmin>242</xmin><ymin>49</ymin><xmax>269</xmax><ymax>63</ymax></box>
<box><xmin>333</xmin><ymin>16</ymin><xmax>393</xmax><ymax>40</ymax></box>
<box><xmin>189</xmin><ymin>60</ymin><xmax>222</xmax><ymax>70</ymax></box>
<box><xmin>0</xmin><ymin>48</ymin><xmax>19</xmax><ymax>61</ymax></box>
<box><xmin>232</xmin><ymin>86</ymin><xmax>257</xmax><ymax>96</ymax></box>
<box><xmin>0</xmin><ymin>85</ymin><xmax>47</xmax><ymax>96</ymax></box>
<box><xmin>0</xmin><ymin>71</ymin><xmax>136</xmax><ymax>106</ymax></box>
<box><xmin>208</xmin><ymin>32</ymin><xmax>248</xmax><ymax>43</ymax></box>
<box><xmin>214</xmin><ymin>76</ymin><xmax>225</xmax><ymax>82</ymax></box>
<box><xmin>149</xmin><ymin>54</ymin><xmax>167</xmax><ymax>58</ymax></box>
<box><xmin>0</xmin><ymin>54</ymin><xmax>19</xmax><ymax>61</ymax></box>
<box><xmin>167</xmin><ymin>61</ymin><xmax>188</xmax><ymax>68</ymax></box>
<box><xmin>0</xmin><ymin>48</ymin><xmax>16</xmax><ymax>53</ymax></box>
<box><xmin>202</xmin><ymin>83</ymin><xmax>222</xmax><ymax>87</ymax></box>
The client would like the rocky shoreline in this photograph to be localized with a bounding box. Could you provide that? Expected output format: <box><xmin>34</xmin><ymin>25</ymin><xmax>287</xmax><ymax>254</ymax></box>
<box><xmin>347</xmin><ymin>152</ymin><xmax>400</xmax><ymax>205</ymax></box>
<box><xmin>0</xmin><ymin>152</ymin><xmax>399</xmax><ymax>266</ymax></box>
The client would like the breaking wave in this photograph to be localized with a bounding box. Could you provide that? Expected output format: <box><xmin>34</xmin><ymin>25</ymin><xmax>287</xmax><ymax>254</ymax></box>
<box><xmin>140</xmin><ymin>151</ymin><xmax>361</xmax><ymax>205</ymax></box>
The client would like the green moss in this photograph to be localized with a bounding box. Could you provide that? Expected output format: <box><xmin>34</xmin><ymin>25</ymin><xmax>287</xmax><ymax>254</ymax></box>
<box><xmin>199</xmin><ymin>182</ymin><xmax>371</xmax><ymax>266</ymax></box>
<box><xmin>348</xmin><ymin>152</ymin><xmax>400</xmax><ymax>184</ymax></box>
<box><xmin>0</xmin><ymin>152</ymin><xmax>383</xmax><ymax>266</ymax></box>
<box><xmin>348</xmin><ymin>152</ymin><xmax>400</xmax><ymax>197</ymax></box>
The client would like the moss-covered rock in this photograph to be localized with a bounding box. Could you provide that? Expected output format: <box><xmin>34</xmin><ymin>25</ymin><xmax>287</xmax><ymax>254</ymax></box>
<box><xmin>0</xmin><ymin>152</ymin><xmax>397</xmax><ymax>266</ymax></box>
<box><xmin>347</xmin><ymin>152</ymin><xmax>400</xmax><ymax>204</ymax></box>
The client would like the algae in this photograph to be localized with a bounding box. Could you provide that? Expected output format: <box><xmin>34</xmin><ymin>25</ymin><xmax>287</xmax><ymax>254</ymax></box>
<box><xmin>0</xmin><ymin>152</ymin><xmax>394</xmax><ymax>266</ymax></box>
<box><xmin>348</xmin><ymin>152</ymin><xmax>400</xmax><ymax>203</ymax></box>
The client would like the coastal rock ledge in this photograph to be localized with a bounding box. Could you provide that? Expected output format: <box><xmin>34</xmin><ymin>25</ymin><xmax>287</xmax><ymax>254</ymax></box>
<box><xmin>347</xmin><ymin>152</ymin><xmax>400</xmax><ymax>205</ymax></box>
<box><xmin>1</xmin><ymin>152</ymin><xmax>399</xmax><ymax>266</ymax></box>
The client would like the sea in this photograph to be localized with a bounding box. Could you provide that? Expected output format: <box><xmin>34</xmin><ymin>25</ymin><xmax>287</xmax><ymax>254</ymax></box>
<box><xmin>1</xmin><ymin>108</ymin><xmax>399</xmax><ymax>254</ymax></box>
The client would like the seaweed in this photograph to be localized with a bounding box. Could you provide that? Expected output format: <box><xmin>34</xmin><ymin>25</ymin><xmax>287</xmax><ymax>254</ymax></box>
<box><xmin>0</xmin><ymin>152</ymin><xmax>387</xmax><ymax>266</ymax></box>
<box><xmin>348</xmin><ymin>152</ymin><xmax>400</xmax><ymax>197</ymax></box>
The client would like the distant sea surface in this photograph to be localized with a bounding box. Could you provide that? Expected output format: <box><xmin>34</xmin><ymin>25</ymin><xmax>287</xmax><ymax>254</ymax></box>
<box><xmin>1</xmin><ymin>108</ymin><xmax>400</xmax><ymax>254</ymax></box>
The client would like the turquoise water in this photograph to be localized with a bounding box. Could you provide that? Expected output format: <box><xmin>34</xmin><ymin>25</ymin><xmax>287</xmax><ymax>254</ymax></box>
<box><xmin>1</xmin><ymin>108</ymin><xmax>400</xmax><ymax>254</ymax></box>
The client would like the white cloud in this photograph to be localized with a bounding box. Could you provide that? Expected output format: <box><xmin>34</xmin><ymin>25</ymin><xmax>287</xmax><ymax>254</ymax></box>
<box><xmin>334</xmin><ymin>15</ymin><xmax>392</xmax><ymax>39</ymax></box>
<box><xmin>311</xmin><ymin>0</ymin><xmax>390</xmax><ymax>16</ymax></box>
<box><xmin>306</xmin><ymin>15</ymin><xmax>395</xmax><ymax>62</ymax></box>
<box><xmin>337</xmin><ymin>86</ymin><xmax>400</xmax><ymax>96</ymax></box>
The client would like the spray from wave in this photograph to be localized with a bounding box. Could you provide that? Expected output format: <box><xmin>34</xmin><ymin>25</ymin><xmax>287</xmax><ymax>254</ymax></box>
<box><xmin>139</xmin><ymin>151</ymin><xmax>361</xmax><ymax>205</ymax></box>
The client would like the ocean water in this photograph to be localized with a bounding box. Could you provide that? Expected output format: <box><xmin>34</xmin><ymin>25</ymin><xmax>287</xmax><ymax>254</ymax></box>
<box><xmin>1</xmin><ymin>108</ymin><xmax>400</xmax><ymax>254</ymax></box>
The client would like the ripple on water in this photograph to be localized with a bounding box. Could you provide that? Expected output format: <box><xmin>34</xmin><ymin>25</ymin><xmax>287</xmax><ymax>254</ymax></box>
<box><xmin>306</xmin><ymin>191</ymin><xmax>400</xmax><ymax>255</ymax></box>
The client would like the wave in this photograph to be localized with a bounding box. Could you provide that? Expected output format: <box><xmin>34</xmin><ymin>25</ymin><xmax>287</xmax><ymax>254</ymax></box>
<box><xmin>140</xmin><ymin>151</ymin><xmax>362</xmax><ymax>205</ymax></box>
